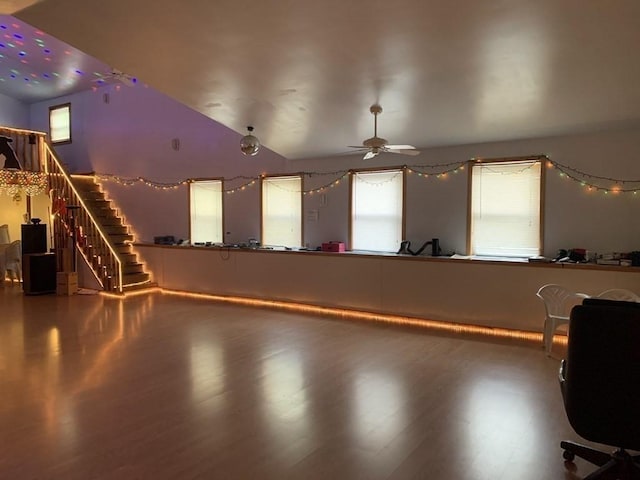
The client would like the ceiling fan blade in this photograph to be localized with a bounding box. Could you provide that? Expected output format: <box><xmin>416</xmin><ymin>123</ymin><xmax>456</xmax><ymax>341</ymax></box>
<box><xmin>388</xmin><ymin>149</ymin><xmax>421</xmax><ymax>156</ymax></box>
<box><xmin>363</xmin><ymin>151</ymin><xmax>378</xmax><ymax>160</ymax></box>
<box><xmin>347</xmin><ymin>145</ymin><xmax>366</xmax><ymax>149</ymax></box>
<box><xmin>385</xmin><ymin>144</ymin><xmax>416</xmax><ymax>150</ymax></box>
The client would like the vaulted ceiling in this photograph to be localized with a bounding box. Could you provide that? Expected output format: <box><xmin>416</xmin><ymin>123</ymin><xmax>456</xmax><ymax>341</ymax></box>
<box><xmin>3</xmin><ymin>0</ymin><xmax>640</xmax><ymax>160</ymax></box>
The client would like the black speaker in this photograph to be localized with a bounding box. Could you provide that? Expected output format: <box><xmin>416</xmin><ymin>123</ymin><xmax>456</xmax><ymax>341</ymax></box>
<box><xmin>23</xmin><ymin>253</ymin><xmax>56</xmax><ymax>295</ymax></box>
<box><xmin>21</xmin><ymin>224</ymin><xmax>47</xmax><ymax>255</ymax></box>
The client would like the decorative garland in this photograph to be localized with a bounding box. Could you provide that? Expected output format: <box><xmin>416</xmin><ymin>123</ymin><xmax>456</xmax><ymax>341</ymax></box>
<box><xmin>92</xmin><ymin>156</ymin><xmax>640</xmax><ymax>196</ymax></box>
<box><xmin>0</xmin><ymin>169</ymin><xmax>48</xmax><ymax>196</ymax></box>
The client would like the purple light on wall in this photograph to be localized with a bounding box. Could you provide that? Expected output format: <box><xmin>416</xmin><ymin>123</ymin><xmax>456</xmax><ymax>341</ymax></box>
<box><xmin>13</xmin><ymin>33</ymin><xmax>23</xmax><ymax>39</ymax></box>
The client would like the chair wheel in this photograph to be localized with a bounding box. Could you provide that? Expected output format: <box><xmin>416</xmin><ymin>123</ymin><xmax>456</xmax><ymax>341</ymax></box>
<box><xmin>563</xmin><ymin>450</ymin><xmax>575</xmax><ymax>461</ymax></box>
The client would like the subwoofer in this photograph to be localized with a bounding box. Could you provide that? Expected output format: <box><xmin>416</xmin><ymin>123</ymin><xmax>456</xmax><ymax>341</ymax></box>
<box><xmin>22</xmin><ymin>253</ymin><xmax>56</xmax><ymax>295</ymax></box>
<box><xmin>21</xmin><ymin>224</ymin><xmax>47</xmax><ymax>255</ymax></box>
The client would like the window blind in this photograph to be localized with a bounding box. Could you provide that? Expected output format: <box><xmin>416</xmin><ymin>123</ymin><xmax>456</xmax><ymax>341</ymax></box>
<box><xmin>262</xmin><ymin>176</ymin><xmax>302</xmax><ymax>248</ymax></box>
<box><xmin>470</xmin><ymin>160</ymin><xmax>542</xmax><ymax>257</ymax></box>
<box><xmin>352</xmin><ymin>169</ymin><xmax>403</xmax><ymax>252</ymax></box>
<box><xmin>49</xmin><ymin>104</ymin><xmax>71</xmax><ymax>143</ymax></box>
<box><xmin>189</xmin><ymin>180</ymin><xmax>223</xmax><ymax>244</ymax></box>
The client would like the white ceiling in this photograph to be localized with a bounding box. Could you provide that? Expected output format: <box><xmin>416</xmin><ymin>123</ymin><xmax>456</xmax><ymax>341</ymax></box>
<box><xmin>5</xmin><ymin>0</ymin><xmax>640</xmax><ymax>160</ymax></box>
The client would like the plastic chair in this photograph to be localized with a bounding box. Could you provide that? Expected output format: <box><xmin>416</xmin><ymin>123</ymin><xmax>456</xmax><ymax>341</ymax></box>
<box><xmin>4</xmin><ymin>240</ymin><xmax>22</xmax><ymax>284</ymax></box>
<box><xmin>596</xmin><ymin>288</ymin><xmax>640</xmax><ymax>302</ymax></box>
<box><xmin>536</xmin><ymin>284</ymin><xmax>589</xmax><ymax>356</ymax></box>
<box><xmin>0</xmin><ymin>224</ymin><xmax>9</xmax><ymax>244</ymax></box>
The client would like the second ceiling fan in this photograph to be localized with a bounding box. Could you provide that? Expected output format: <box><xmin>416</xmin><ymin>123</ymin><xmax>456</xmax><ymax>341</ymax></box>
<box><xmin>349</xmin><ymin>104</ymin><xmax>420</xmax><ymax>160</ymax></box>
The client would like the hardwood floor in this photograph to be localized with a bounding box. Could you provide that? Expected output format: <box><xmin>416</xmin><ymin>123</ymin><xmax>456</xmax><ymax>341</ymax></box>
<box><xmin>0</xmin><ymin>285</ymin><xmax>597</xmax><ymax>479</ymax></box>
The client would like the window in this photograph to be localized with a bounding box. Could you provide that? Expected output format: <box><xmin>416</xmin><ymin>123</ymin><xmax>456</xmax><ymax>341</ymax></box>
<box><xmin>189</xmin><ymin>179</ymin><xmax>223</xmax><ymax>244</ymax></box>
<box><xmin>261</xmin><ymin>175</ymin><xmax>302</xmax><ymax>248</ymax></box>
<box><xmin>469</xmin><ymin>159</ymin><xmax>543</xmax><ymax>257</ymax></box>
<box><xmin>49</xmin><ymin>103</ymin><xmax>71</xmax><ymax>144</ymax></box>
<box><xmin>351</xmin><ymin>169</ymin><xmax>404</xmax><ymax>252</ymax></box>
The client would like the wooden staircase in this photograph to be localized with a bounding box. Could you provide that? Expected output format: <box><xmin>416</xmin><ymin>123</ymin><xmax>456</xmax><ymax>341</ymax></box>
<box><xmin>69</xmin><ymin>175</ymin><xmax>151</xmax><ymax>291</ymax></box>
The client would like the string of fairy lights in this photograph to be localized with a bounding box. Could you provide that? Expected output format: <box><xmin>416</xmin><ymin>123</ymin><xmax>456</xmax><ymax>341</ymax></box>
<box><xmin>81</xmin><ymin>155</ymin><xmax>640</xmax><ymax>196</ymax></box>
<box><xmin>0</xmin><ymin>169</ymin><xmax>48</xmax><ymax>196</ymax></box>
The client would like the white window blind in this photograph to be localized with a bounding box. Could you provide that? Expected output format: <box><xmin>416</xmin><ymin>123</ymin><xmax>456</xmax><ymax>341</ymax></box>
<box><xmin>189</xmin><ymin>180</ymin><xmax>223</xmax><ymax>244</ymax></box>
<box><xmin>49</xmin><ymin>104</ymin><xmax>71</xmax><ymax>143</ymax></box>
<box><xmin>351</xmin><ymin>169</ymin><xmax>403</xmax><ymax>252</ymax></box>
<box><xmin>262</xmin><ymin>176</ymin><xmax>302</xmax><ymax>248</ymax></box>
<box><xmin>470</xmin><ymin>160</ymin><xmax>542</xmax><ymax>257</ymax></box>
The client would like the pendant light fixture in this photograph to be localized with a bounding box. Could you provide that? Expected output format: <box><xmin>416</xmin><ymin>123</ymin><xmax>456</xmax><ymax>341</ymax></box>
<box><xmin>240</xmin><ymin>126</ymin><xmax>260</xmax><ymax>156</ymax></box>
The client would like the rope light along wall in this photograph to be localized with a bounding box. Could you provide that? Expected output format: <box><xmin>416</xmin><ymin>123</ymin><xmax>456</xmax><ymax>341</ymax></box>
<box><xmin>91</xmin><ymin>155</ymin><xmax>640</xmax><ymax>196</ymax></box>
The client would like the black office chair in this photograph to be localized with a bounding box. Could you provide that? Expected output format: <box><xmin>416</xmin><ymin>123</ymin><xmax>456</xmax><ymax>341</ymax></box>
<box><xmin>559</xmin><ymin>301</ymin><xmax>640</xmax><ymax>479</ymax></box>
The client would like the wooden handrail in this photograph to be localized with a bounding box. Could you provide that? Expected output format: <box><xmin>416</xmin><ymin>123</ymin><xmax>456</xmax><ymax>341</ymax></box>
<box><xmin>44</xmin><ymin>143</ymin><xmax>124</xmax><ymax>293</ymax></box>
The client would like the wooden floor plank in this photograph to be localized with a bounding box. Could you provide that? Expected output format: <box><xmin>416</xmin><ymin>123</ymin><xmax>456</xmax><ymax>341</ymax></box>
<box><xmin>0</xmin><ymin>286</ymin><xmax>600</xmax><ymax>479</ymax></box>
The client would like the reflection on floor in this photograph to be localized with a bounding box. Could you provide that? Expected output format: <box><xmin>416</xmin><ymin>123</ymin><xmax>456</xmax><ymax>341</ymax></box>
<box><xmin>0</xmin><ymin>286</ymin><xmax>594</xmax><ymax>479</ymax></box>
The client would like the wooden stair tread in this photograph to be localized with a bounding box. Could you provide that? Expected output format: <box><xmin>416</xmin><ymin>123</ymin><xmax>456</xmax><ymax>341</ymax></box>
<box><xmin>67</xmin><ymin>175</ymin><xmax>152</xmax><ymax>293</ymax></box>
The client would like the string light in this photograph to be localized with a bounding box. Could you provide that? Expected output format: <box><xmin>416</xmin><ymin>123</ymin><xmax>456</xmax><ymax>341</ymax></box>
<box><xmin>91</xmin><ymin>155</ymin><xmax>640</xmax><ymax>197</ymax></box>
<box><xmin>0</xmin><ymin>169</ymin><xmax>47</xmax><ymax>196</ymax></box>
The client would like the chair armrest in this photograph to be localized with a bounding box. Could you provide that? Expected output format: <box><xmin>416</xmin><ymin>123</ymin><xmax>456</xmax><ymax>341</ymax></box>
<box><xmin>558</xmin><ymin>359</ymin><xmax>567</xmax><ymax>402</ymax></box>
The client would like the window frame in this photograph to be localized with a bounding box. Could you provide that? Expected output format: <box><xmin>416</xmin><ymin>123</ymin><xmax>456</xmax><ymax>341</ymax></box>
<box><xmin>349</xmin><ymin>166</ymin><xmax>406</xmax><ymax>253</ymax></box>
<box><xmin>49</xmin><ymin>103</ymin><xmax>72</xmax><ymax>145</ymax></box>
<box><xmin>466</xmin><ymin>156</ymin><xmax>546</xmax><ymax>257</ymax></box>
<box><xmin>260</xmin><ymin>174</ymin><xmax>303</xmax><ymax>248</ymax></box>
<box><xmin>188</xmin><ymin>177</ymin><xmax>224</xmax><ymax>245</ymax></box>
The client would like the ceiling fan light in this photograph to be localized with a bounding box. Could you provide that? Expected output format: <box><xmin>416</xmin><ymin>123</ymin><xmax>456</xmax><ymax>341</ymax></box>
<box><xmin>240</xmin><ymin>126</ymin><xmax>260</xmax><ymax>156</ymax></box>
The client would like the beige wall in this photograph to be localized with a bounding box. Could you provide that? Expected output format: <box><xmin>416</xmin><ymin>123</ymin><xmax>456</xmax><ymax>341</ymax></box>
<box><xmin>0</xmin><ymin>192</ymin><xmax>52</xmax><ymax>249</ymax></box>
<box><xmin>136</xmin><ymin>245</ymin><xmax>640</xmax><ymax>332</ymax></box>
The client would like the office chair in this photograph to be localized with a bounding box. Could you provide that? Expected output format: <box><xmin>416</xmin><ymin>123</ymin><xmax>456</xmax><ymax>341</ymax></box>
<box><xmin>596</xmin><ymin>288</ymin><xmax>640</xmax><ymax>302</ymax></box>
<box><xmin>536</xmin><ymin>284</ymin><xmax>589</xmax><ymax>356</ymax></box>
<box><xmin>559</xmin><ymin>302</ymin><xmax>640</xmax><ymax>479</ymax></box>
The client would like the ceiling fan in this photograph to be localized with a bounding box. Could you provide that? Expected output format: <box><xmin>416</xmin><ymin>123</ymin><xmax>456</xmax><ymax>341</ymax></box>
<box><xmin>93</xmin><ymin>68</ymin><xmax>138</xmax><ymax>87</ymax></box>
<box><xmin>348</xmin><ymin>104</ymin><xmax>420</xmax><ymax>160</ymax></box>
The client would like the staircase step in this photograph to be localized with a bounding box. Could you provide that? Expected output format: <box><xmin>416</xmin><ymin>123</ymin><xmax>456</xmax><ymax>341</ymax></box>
<box><xmin>122</xmin><ymin>272</ymin><xmax>151</xmax><ymax>286</ymax></box>
<box><xmin>94</xmin><ymin>216</ymin><xmax>123</xmax><ymax>226</ymax></box>
<box><xmin>122</xmin><ymin>282</ymin><xmax>157</xmax><ymax>294</ymax></box>
<box><xmin>115</xmin><ymin>244</ymin><xmax>132</xmax><ymax>254</ymax></box>
<box><xmin>71</xmin><ymin>176</ymin><xmax>101</xmax><ymax>192</ymax></box>
<box><xmin>109</xmin><ymin>233</ymin><xmax>134</xmax><ymax>244</ymax></box>
<box><xmin>66</xmin><ymin>174</ymin><xmax>152</xmax><ymax>293</ymax></box>
<box><xmin>84</xmin><ymin>199</ymin><xmax>112</xmax><ymax>209</ymax></box>
<box><xmin>80</xmin><ymin>191</ymin><xmax>106</xmax><ymax>201</ymax></box>
<box><xmin>103</xmin><ymin>224</ymin><xmax>129</xmax><ymax>235</ymax></box>
<box><xmin>120</xmin><ymin>253</ymin><xmax>138</xmax><ymax>264</ymax></box>
<box><xmin>123</xmin><ymin>262</ymin><xmax>145</xmax><ymax>274</ymax></box>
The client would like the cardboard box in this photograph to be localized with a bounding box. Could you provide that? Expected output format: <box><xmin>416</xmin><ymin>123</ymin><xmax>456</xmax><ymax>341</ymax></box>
<box><xmin>57</xmin><ymin>272</ymin><xmax>78</xmax><ymax>296</ymax></box>
<box><xmin>322</xmin><ymin>242</ymin><xmax>345</xmax><ymax>252</ymax></box>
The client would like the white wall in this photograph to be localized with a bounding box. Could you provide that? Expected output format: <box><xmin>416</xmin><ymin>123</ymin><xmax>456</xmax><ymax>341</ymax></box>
<box><xmin>25</xmin><ymin>85</ymin><xmax>640</xmax><ymax>257</ymax></box>
<box><xmin>296</xmin><ymin>125</ymin><xmax>640</xmax><ymax>257</ymax></box>
<box><xmin>0</xmin><ymin>92</ymin><xmax>28</xmax><ymax>128</ymax></box>
<box><xmin>29</xmin><ymin>85</ymin><xmax>287</xmax><ymax>243</ymax></box>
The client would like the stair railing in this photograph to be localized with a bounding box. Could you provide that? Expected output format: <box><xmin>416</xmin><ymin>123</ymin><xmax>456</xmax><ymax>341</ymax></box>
<box><xmin>0</xmin><ymin>126</ymin><xmax>46</xmax><ymax>171</ymax></box>
<box><xmin>43</xmin><ymin>142</ymin><xmax>123</xmax><ymax>293</ymax></box>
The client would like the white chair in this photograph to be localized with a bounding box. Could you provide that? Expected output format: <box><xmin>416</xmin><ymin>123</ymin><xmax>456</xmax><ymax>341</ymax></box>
<box><xmin>4</xmin><ymin>240</ymin><xmax>22</xmax><ymax>284</ymax></box>
<box><xmin>596</xmin><ymin>288</ymin><xmax>640</xmax><ymax>302</ymax></box>
<box><xmin>536</xmin><ymin>284</ymin><xmax>589</xmax><ymax>356</ymax></box>
<box><xmin>0</xmin><ymin>224</ymin><xmax>9</xmax><ymax>244</ymax></box>
<box><xmin>0</xmin><ymin>225</ymin><xmax>10</xmax><ymax>286</ymax></box>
